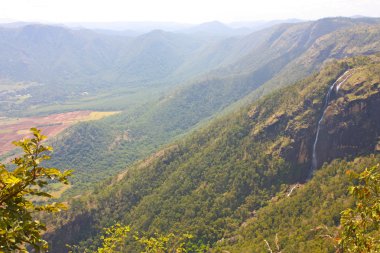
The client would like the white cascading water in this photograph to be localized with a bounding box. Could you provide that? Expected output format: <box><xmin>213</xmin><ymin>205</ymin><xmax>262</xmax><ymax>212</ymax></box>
<box><xmin>308</xmin><ymin>70</ymin><xmax>353</xmax><ymax>179</ymax></box>
<box><xmin>287</xmin><ymin>184</ymin><xmax>299</xmax><ymax>197</ymax></box>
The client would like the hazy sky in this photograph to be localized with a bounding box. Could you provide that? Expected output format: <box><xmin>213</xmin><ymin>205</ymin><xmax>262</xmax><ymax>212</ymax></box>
<box><xmin>2</xmin><ymin>0</ymin><xmax>380</xmax><ymax>23</ymax></box>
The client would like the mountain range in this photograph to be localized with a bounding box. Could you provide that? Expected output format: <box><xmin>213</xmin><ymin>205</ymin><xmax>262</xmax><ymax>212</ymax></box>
<box><xmin>0</xmin><ymin>16</ymin><xmax>379</xmax><ymax>252</ymax></box>
<box><xmin>47</xmin><ymin>55</ymin><xmax>380</xmax><ymax>252</ymax></box>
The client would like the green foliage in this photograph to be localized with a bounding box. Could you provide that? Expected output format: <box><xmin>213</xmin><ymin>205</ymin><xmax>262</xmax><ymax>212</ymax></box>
<box><xmin>68</xmin><ymin>224</ymin><xmax>131</xmax><ymax>253</ymax></box>
<box><xmin>220</xmin><ymin>156</ymin><xmax>380</xmax><ymax>253</ymax></box>
<box><xmin>47</xmin><ymin>56</ymin><xmax>380</xmax><ymax>252</ymax></box>
<box><xmin>68</xmin><ymin>223</ymin><xmax>204</xmax><ymax>253</ymax></box>
<box><xmin>17</xmin><ymin>18</ymin><xmax>380</xmax><ymax>199</ymax></box>
<box><xmin>338</xmin><ymin>165</ymin><xmax>380</xmax><ymax>253</ymax></box>
<box><xmin>95</xmin><ymin>224</ymin><xmax>131</xmax><ymax>253</ymax></box>
<box><xmin>136</xmin><ymin>232</ymin><xmax>195</xmax><ymax>253</ymax></box>
<box><xmin>0</xmin><ymin>128</ymin><xmax>72</xmax><ymax>252</ymax></box>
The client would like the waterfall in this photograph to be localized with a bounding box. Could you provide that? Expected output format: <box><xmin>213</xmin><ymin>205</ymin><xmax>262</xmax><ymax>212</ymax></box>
<box><xmin>308</xmin><ymin>70</ymin><xmax>352</xmax><ymax>179</ymax></box>
<box><xmin>287</xmin><ymin>184</ymin><xmax>299</xmax><ymax>197</ymax></box>
<box><xmin>336</xmin><ymin>71</ymin><xmax>354</xmax><ymax>92</ymax></box>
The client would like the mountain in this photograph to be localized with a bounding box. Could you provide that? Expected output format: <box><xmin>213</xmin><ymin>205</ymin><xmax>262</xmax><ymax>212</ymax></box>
<box><xmin>65</xmin><ymin>21</ymin><xmax>191</xmax><ymax>33</ymax></box>
<box><xmin>46</xmin><ymin>55</ymin><xmax>380</xmax><ymax>251</ymax></box>
<box><xmin>0</xmin><ymin>24</ymin><xmax>126</xmax><ymax>87</ymax></box>
<box><xmin>179</xmin><ymin>21</ymin><xmax>251</xmax><ymax>36</ymax></box>
<box><xmin>229</xmin><ymin>19</ymin><xmax>303</xmax><ymax>31</ymax></box>
<box><xmin>92</xmin><ymin>29</ymin><xmax>141</xmax><ymax>37</ymax></box>
<box><xmin>2</xmin><ymin>16</ymin><xmax>380</xmax><ymax>226</ymax></box>
<box><xmin>2</xmin><ymin>17</ymin><xmax>380</xmax><ymax>118</ymax></box>
<box><xmin>113</xmin><ymin>30</ymin><xmax>206</xmax><ymax>82</ymax></box>
<box><xmin>0</xmin><ymin>24</ymin><xmax>208</xmax><ymax>86</ymax></box>
<box><xmin>1</xmin><ymin>17</ymin><xmax>380</xmax><ymax>252</ymax></box>
<box><xmin>0</xmin><ymin>24</ymin><xmax>211</xmax><ymax>115</ymax></box>
<box><xmin>255</xmin><ymin>21</ymin><xmax>380</xmax><ymax>95</ymax></box>
<box><xmin>134</xmin><ymin>18</ymin><xmax>380</xmax><ymax>144</ymax></box>
<box><xmin>38</xmin><ymin>17</ymin><xmax>380</xmax><ymax>198</ymax></box>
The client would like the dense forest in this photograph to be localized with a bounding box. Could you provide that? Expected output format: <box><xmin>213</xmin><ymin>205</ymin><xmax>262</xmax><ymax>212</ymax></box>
<box><xmin>45</xmin><ymin>55</ymin><xmax>380</xmax><ymax>251</ymax></box>
<box><xmin>44</xmin><ymin>17</ymin><xmax>380</xmax><ymax>197</ymax></box>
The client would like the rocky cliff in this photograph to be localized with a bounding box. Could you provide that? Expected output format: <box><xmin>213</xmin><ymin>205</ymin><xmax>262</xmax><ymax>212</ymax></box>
<box><xmin>248</xmin><ymin>56</ymin><xmax>380</xmax><ymax>179</ymax></box>
<box><xmin>315</xmin><ymin>66</ymin><xmax>380</xmax><ymax>168</ymax></box>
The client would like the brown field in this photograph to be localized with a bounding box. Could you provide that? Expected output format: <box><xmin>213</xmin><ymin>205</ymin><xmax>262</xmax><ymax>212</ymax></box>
<box><xmin>0</xmin><ymin>110</ymin><xmax>118</xmax><ymax>155</ymax></box>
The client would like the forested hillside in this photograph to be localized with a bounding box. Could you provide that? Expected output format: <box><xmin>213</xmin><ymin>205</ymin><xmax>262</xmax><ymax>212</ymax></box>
<box><xmin>42</xmin><ymin>18</ymin><xmax>380</xmax><ymax>195</ymax></box>
<box><xmin>218</xmin><ymin>155</ymin><xmax>380</xmax><ymax>252</ymax></box>
<box><xmin>2</xmin><ymin>0</ymin><xmax>380</xmax><ymax>250</ymax></box>
<box><xmin>46</xmin><ymin>55</ymin><xmax>380</xmax><ymax>251</ymax></box>
<box><xmin>2</xmin><ymin>17</ymin><xmax>380</xmax><ymax>252</ymax></box>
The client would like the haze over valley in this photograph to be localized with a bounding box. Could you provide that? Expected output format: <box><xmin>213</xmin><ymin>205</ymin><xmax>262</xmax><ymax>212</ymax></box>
<box><xmin>0</xmin><ymin>0</ymin><xmax>380</xmax><ymax>252</ymax></box>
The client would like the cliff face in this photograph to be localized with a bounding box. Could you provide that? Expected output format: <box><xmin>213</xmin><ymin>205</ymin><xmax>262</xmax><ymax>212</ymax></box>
<box><xmin>274</xmin><ymin>60</ymin><xmax>380</xmax><ymax>176</ymax></box>
<box><xmin>315</xmin><ymin>74</ymin><xmax>380</xmax><ymax>168</ymax></box>
<box><xmin>248</xmin><ymin>57</ymin><xmax>380</xmax><ymax>179</ymax></box>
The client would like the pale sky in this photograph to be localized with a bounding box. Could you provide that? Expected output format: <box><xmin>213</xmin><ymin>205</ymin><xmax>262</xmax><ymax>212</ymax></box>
<box><xmin>1</xmin><ymin>0</ymin><xmax>380</xmax><ymax>24</ymax></box>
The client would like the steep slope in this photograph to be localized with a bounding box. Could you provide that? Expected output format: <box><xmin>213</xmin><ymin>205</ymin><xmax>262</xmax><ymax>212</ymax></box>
<box><xmin>146</xmin><ymin>18</ymin><xmax>380</xmax><ymax>137</ymax></box>
<box><xmin>46</xmin><ymin>56</ymin><xmax>380</xmax><ymax>251</ymax></box>
<box><xmin>252</xmin><ymin>23</ymin><xmax>380</xmax><ymax>99</ymax></box>
<box><xmin>217</xmin><ymin>155</ymin><xmax>380</xmax><ymax>253</ymax></box>
<box><xmin>171</xmin><ymin>17</ymin><xmax>364</xmax><ymax>80</ymax></box>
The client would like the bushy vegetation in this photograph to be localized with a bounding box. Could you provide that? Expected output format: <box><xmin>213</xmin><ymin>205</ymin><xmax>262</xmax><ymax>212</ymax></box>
<box><xmin>0</xmin><ymin>128</ymin><xmax>72</xmax><ymax>251</ymax></box>
<box><xmin>338</xmin><ymin>164</ymin><xmax>380</xmax><ymax>252</ymax></box>
<box><xmin>219</xmin><ymin>156</ymin><xmax>380</xmax><ymax>252</ymax></box>
<box><xmin>68</xmin><ymin>223</ymin><xmax>206</xmax><ymax>253</ymax></box>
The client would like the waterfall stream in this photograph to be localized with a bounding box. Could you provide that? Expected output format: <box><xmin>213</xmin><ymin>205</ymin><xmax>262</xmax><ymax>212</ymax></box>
<box><xmin>308</xmin><ymin>70</ymin><xmax>353</xmax><ymax>179</ymax></box>
<box><xmin>287</xmin><ymin>184</ymin><xmax>299</xmax><ymax>197</ymax></box>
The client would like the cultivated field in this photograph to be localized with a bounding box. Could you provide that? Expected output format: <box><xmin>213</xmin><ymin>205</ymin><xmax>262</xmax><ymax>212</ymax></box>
<box><xmin>0</xmin><ymin>111</ymin><xmax>118</xmax><ymax>155</ymax></box>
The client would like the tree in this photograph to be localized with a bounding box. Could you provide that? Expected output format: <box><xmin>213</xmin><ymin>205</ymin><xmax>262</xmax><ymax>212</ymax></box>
<box><xmin>338</xmin><ymin>165</ymin><xmax>380</xmax><ymax>252</ymax></box>
<box><xmin>136</xmin><ymin>231</ymin><xmax>194</xmax><ymax>253</ymax></box>
<box><xmin>0</xmin><ymin>128</ymin><xmax>72</xmax><ymax>252</ymax></box>
<box><xmin>68</xmin><ymin>223</ymin><xmax>204</xmax><ymax>253</ymax></box>
<box><xmin>95</xmin><ymin>223</ymin><xmax>131</xmax><ymax>253</ymax></box>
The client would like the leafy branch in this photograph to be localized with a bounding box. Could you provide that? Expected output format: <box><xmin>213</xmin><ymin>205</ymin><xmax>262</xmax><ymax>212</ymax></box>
<box><xmin>0</xmin><ymin>128</ymin><xmax>73</xmax><ymax>252</ymax></box>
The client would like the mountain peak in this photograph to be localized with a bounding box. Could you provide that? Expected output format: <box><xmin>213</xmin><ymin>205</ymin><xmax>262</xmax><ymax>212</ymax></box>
<box><xmin>179</xmin><ymin>20</ymin><xmax>238</xmax><ymax>35</ymax></box>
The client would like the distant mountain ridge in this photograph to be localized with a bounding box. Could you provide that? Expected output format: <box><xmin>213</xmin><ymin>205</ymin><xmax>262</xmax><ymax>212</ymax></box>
<box><xmin>178</xmin><ymin>21</ymin><xmax>252</xmax><ymax>36</ymax></box>
<box><xmin>1</xmin><ymin>17</ymin><xmax>379</xmax><ymax>113</ymax></box>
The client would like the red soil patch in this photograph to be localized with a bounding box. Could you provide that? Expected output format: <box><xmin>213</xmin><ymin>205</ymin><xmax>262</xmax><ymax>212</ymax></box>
<box><xmin>0</xmin><ymin>111</ymin><xmax>93</xmax><ymax>155</ymax></box>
